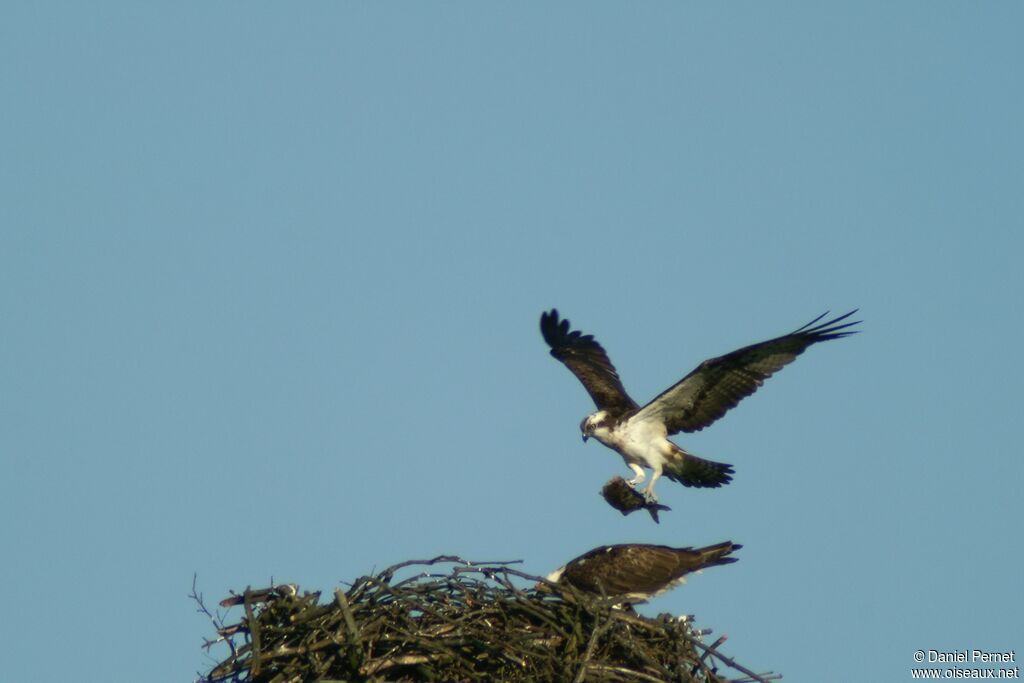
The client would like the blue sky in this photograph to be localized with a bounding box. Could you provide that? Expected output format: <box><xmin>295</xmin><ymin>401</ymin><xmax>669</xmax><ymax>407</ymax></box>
<box><xmin>2</xmin><ymin>4</ymin><xmax>1021</xmax><ymax>681</ymax></box>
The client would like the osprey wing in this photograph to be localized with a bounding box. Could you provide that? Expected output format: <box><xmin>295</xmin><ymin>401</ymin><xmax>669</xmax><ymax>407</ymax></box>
<box><xmin>636</xmin><ymin>310</ymin><xmax>860</xmax><ymax>434</ymax></box>
<box><xmin>559</xmin><ymin>545</ymin><xmax>684</xmax><ymax>596</ymax></box>
<box><xmin>540</xmin><ymin>309</ymin><xmax>638</xmax><ymax>415</ymax></box>
<box><xmin>558</xmin><ymin>542</ymin><xmax>742</xmax><ymax>598</ymax></box>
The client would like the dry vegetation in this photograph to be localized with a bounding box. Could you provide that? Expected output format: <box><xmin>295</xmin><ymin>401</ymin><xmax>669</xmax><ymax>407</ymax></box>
<box><xmin>194</xmin><ymin>556</ymin><xmax>776</xmax><ymax>683</ymax></box>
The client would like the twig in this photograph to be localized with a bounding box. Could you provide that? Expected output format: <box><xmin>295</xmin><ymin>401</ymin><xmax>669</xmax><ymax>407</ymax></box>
<box><xmin>333</xmin><ymin>589</ymin><xmax>361</xmax><ymax>644</ymax></box>
<box><xmin>243</xmin><ymin>589</ymin><xmax>261</xmax><ymax>677</ymax></box>
<box><xmin>572</xmin><ymin>613</ymin><xmax>613</xmax><ymax>683</ymax></box>
<box><xmin>691</xmin><ymin>634</ymin><xmax>728</xmax><ymax>678</ymax></box>
<box><xmin>190</xmin><ymin>574</ymin><xmax>237</xmax><ymax>659</ymax></box>
<box><xmin>585</xmin><ymin>664</ymin><xmax>672</xmax><ymax>682</ymax></box>
<box><xmin>377</xmin><ymin>555</ymin><xmax>522</xmax><ymax>583</ymax></box>
<box><xmin>683</xmin><ymin>633</ymin><xmax>775</xmax><ymax>683</ymax></box>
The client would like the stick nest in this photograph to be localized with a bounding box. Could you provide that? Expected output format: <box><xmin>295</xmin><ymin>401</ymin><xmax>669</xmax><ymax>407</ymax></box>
<box><xmin>195</xmin><ymin>556</ymin><xmax>775</xmax><ymax>683</ymax></box>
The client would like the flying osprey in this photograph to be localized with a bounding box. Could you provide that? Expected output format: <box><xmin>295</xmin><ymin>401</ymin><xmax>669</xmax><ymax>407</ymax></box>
<box><xmin>540</xmin><ymin>308</ymin><xmax>859</xmax><ymax>501</ymax></box>
<box><xmin>545</xmin><ymin>541</ymin><xmax>741</xmax><ymax>603</ymax></box>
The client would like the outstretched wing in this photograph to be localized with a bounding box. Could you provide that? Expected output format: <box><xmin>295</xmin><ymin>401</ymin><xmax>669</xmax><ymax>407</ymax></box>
<box><xmin>540</xmin><ymin>309</ymin><xmax>638</xmax><ymax>415</ymax></box>
<box><xmin>635</xmin><ymin>310</ymin><xmax>860</xmax><ymax>434</ymax></box>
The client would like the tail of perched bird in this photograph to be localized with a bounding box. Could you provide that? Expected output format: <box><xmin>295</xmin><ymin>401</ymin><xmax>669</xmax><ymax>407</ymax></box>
<box><xmin>664</xmin><ymin>446</ymin><xmax>734</xmax><ymax>488</ymax></box>
<box><xmin>686</xmin><ymin>541</ymin><xmax>743</xmax><ymax>571</ymax></box>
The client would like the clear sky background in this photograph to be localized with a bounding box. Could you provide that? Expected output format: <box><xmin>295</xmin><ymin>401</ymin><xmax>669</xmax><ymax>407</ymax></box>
<box><xmin>2</xmin><ymin>4</ymin><xmax>1021</xmax><ymax>682</ymax></box>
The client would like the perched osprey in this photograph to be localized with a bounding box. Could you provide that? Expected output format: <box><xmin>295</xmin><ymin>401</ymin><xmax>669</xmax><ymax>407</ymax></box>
<box><xmin>601</xmin><ymin>476</ymin><xmax>671</xmax><ymax>523</ymax></box>
<box><xmin>540</xmin><ymin>309</ymin><xmax>859</xmax><ymax>501</ymax></box>
<box><xmin>545</xmin><ymin>541</ymin><xmax>741</xmax><ymax>602</ymax></box>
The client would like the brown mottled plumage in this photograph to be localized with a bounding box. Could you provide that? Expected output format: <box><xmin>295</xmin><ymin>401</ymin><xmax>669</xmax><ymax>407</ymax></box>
<box><xmin>546</xmin><ymin>541</ymin><xmax>742</xmax><ymax>602</ymax></box>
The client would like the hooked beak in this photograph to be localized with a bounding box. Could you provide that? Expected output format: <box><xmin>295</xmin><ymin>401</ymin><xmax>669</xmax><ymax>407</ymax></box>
<box><xmin>581</xmin><ymin>433</ymin><xmax>589</xmax><ymax>443</ymax></box>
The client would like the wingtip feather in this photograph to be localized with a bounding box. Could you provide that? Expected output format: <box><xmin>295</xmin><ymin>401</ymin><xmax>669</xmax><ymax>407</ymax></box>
<box><xmin>539</xmin><ymin>308</ymin><xmax>567</xmax><ymax>347</ymax></box>
<box><xmin>794</xmin><ymin>309</ymin><xmax>862</xmax><ymax>340</ymax></box>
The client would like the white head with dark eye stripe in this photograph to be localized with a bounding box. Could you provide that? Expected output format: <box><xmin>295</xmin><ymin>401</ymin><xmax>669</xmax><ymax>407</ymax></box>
<box><xmin>580</xmin><ymin>410</ymin><xmax>612</xmax><ymax>442</ymax></box>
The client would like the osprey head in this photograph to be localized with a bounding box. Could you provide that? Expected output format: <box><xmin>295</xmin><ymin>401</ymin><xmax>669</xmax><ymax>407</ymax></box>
<box><xmin>580</xmin><ymin>411</ymin><xmax>611</xmax><ymax>442</ymax></box>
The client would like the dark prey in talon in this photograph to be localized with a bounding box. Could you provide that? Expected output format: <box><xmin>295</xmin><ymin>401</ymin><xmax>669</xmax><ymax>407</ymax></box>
<box><xmin>540</xmin><ymin>308</ymin><xmax>860</xmax><ymax>502</ymax></box>
<box><xmin>601</xmin><ymin>476</ymin><xmax>671</xmax><ymax>523</ymax></box>
<box><xmin>543</xmin><ymin>541</ymin><xmax>742</xmax><ymax>604</ymax></box>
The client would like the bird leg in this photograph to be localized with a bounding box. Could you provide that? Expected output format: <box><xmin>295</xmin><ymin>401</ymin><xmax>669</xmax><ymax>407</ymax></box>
<box><xmin>626</xmin><ymin>464</ymin><xmax>646</xmax><ymax>487</ymax></box>
<box><xmin>642</xmin><ymin>467</ymin><xmax>662</xmax><ymax>503</ymax></box>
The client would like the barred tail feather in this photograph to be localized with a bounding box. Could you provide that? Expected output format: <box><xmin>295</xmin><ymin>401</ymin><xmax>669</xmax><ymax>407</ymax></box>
<box><xmin>664</xmin><ymin>448</ymin><xmax>734</xmax><ymax>488</ymax></box>
<box><xmin>692</xmin><ymin>541</ymin><xmax>743</xmax><ymax>569</ymax></box>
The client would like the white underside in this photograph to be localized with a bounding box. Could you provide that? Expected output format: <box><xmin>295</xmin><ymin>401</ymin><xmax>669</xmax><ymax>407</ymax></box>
<box><xmin>591</xmin><ymin>415</ymin><xmax>674</xmax><ymax>470</ymax></box>
<box><xmin>618</xmin><ymin>575</ymin><xmax>688</xmax><ymax>603</ymax></box>
<box><xmin>587</xmin><ymin>413</ymin><xmax>678</xmax><ymax>499</ymax></box>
